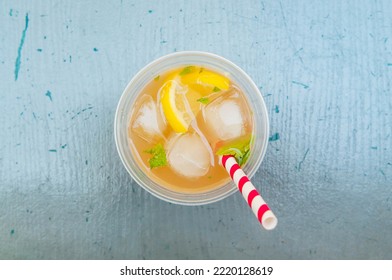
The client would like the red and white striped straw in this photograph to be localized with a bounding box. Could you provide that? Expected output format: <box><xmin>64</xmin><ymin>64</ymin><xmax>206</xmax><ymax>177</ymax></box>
<box><xmin>221</xmin><ymin>155</ymin><xmax>278</xmax><ymax>230</ymax></box>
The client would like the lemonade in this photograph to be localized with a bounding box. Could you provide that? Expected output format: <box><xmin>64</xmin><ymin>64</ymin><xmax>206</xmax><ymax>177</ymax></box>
<box><xmin>128</xmin><ymin>65</ymin><xmax>254</xmax><ymax>193</ymax></box>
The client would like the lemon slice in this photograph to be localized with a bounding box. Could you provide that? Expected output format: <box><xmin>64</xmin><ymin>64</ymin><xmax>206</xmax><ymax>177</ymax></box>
<box><xmin>181</xmin><ymin>68</ymin><xmax>230</xmax><ymax>94</ymax></box>
<box><xmin>197</xmin><ymin>70</ymin><xmax>230</xmax><ymax>90</ymax></box>
<box><xmin>161</xmin><ymin>80</ymin><xmax>202</xmax><ymax>133</ymax></box>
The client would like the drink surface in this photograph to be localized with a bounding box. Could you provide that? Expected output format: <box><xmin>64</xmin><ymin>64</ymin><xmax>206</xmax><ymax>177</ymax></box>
<box><xmin>128</xmin><ymin>65</ymin><xmax>254</xmax><ymax>193</ymax></box>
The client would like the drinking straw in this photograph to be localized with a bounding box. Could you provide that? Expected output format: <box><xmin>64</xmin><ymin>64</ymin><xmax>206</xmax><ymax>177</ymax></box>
<box><xmin>221</xmin><ymin>155</ymin><xmax>278</xmax><ymax>230</ymax></box>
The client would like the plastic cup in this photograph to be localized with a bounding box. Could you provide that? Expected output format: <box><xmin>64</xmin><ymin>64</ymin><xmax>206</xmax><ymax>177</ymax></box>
<box><xmin>114</xmin><ymin>51</ymin><xmax>269</xmax><ymax>206</ymax></box>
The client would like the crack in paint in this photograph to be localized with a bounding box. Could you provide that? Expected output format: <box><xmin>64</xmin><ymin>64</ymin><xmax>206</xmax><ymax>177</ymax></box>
<box><xmin>296</xmin><ymin>148</ymin><xmax>310</xmax><ymax>171</ymax></box>
<box><xmin>292</xmin><ymin>80</ymin><xmax>309</xmax><ymax>89</ymax></box>
<box><xmin>14</xmin><ymin>13</ymin><xmax>29</xmax><ymax>81</ymax></box>
<box><xmin>71</xmin><ymin>106</ymin><xmax>94</xmax><ymax>120</ymax></box>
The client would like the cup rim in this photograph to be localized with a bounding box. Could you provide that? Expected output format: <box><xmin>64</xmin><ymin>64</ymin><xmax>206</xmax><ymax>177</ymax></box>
<box><xmin>114</xmin><ymin>51</ymin><xmax>269</xmax><ymax>205</ymax></box>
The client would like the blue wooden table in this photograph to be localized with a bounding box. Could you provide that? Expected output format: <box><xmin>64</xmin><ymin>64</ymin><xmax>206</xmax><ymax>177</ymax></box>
<box><xmin>1</xmin><ymin>0</ymin><xmax>391</xmax><ymax>259</ymax></box>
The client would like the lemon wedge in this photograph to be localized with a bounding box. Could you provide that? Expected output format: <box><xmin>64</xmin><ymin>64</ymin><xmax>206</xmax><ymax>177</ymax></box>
<box><xmin>161</xmin><ymin>80</ymin><xmax>201</xmax><ymax>133</ymax></box>
<box><xmin>160</xmin><ymin>66</ymin><xmax>231</xmax><ymax>133</ymax></box>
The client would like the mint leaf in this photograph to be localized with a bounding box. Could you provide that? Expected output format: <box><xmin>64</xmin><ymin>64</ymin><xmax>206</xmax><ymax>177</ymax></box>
<box><xmin>144</xmin><ymin>143</ymin><xmax>167</xmax><ymax>169</ymax></box>
<box><xmin>179</xmin><ymin>66</ymin><xmax>195</xmax><ymax>76</ymax></box>
<box><xmin>154</xmin><ymin>75</ymin><xmax>160</xmax><ymax>81</ymax></box>
<box><xmin>197</xmin><ymin>97</ymin><xmax>209</xmax><ymax>104</ymax></box>
<box><xmin>242</xmin><ymin>149</ymin><xmax>250</xmax><ymax>166</ymax></box>
<box><xmin>212</xmin><ymin>86</ymin><xmax>221</xmax><ymax>92</ymax></box>
<box><xmin>216</xmin><ymin>136</ymin><xmax>251</xmax><ymax>166</ymax></box>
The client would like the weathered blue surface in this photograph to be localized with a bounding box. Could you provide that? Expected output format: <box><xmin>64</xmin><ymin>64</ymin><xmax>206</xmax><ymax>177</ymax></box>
<box><xmin>0</xmin><ymin>0</ymin><xmax>391</xmax><ymax>259</ymax></box>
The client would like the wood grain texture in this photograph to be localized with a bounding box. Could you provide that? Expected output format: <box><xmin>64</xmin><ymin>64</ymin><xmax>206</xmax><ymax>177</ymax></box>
<box><xmin>0</xmin><ymin>0</ymin><xmax>391</xmax><ymax>259</ymax></box>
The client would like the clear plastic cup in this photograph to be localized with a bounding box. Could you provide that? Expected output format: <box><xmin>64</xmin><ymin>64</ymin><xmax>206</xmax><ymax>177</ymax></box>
<box><xmin>114</xmin><ymin>51</ymin><xmax>269</xmax><ymax>205</ymax></box>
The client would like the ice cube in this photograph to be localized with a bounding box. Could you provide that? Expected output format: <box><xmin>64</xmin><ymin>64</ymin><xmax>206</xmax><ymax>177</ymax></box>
<box><xmin>166</xmin><ymin>133</ymin><xmax>210</xmax><ymax>178</ymax></box>
<box><xmin>202</xmin><ymin>89</ymin><xmax>251</xmax><ymax>142</ymax></box>
<box><xmin>131</xmin><ymin>95</ymin><xmax>166</xmax><ymax>142</ymax></box>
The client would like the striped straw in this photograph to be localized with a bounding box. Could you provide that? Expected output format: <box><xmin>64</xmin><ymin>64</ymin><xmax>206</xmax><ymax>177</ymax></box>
<box><xmin>221</xmin><ymin>155</ymin><xmax>278</xmax><ymax>230</ymax></box>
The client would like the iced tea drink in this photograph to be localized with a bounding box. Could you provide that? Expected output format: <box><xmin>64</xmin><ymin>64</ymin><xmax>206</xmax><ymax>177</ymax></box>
<box><xmin>128</xmin><ymin>65</ymin><xmax>254</xmax><ymax>193</ymax></box>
